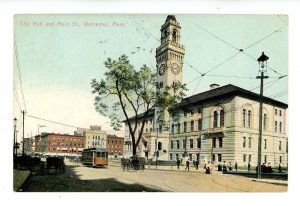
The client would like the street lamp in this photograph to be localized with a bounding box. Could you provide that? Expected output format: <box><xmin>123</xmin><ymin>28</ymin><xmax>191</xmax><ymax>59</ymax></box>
<box><xmin>13</xmin><ymin>118</ymin><xmax>17</xmax><ymax>156</ymax></box>
<box><xmin>256</xmin><ymin>52</ymin><xmax>269</xmax><ymax>179</ymax></box>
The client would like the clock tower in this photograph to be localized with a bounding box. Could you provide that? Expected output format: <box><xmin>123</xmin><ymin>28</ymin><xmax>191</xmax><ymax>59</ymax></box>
<box><xmin>156</xmin><ymin>15</ymin><xmax>185</xmax><ymax>93</ymax></box>
<box><xmin>155</xmin><ymin>15</ymin><xmax>185</xmax><ymax>128</ymax></box>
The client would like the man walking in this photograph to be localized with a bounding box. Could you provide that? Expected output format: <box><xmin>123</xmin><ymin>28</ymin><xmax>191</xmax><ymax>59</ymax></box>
<box><xmin>185</xmin><ymin>160</ymin><xmax>190</xmax><ymax>171</ymax></box>
<box><xmin>235</xmin><ymin>161</ymin><xmax>238</xmax><ymax>171</ymax></box>
<box><xmin>195</xmin><ymin>160</ymin><xmax>199</xmax><ymax>170</ymax></box>
<box><xmin>176</xmin><ymin>159</ymin><xmax>180</xmax><ymax>170</ymax></box>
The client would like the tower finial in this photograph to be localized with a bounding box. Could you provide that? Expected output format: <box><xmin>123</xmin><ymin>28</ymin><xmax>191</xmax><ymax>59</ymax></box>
<box><xmin>165</xmin><ymin>15</ymin><xmax>177</xmax><ymax>23</ymax></box>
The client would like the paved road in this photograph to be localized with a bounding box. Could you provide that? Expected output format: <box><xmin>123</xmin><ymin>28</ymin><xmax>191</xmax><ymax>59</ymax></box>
<box><xmin>67</xmin><ymin>160</ymin><xmax>287</xmax><ymax>192</ymax></box>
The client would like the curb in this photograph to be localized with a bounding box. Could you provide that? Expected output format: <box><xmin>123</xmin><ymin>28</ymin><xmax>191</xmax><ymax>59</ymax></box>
<box><xmin>252</xmin><ymin>179</ymin><xmax>288</xmax><ymax>186</ymax></box>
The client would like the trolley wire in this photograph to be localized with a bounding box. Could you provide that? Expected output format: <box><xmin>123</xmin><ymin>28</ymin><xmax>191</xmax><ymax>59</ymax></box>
<box><xmin>14</xmin><ymin>33</ymin><xmax>27</xmax><ymax>112</ymax></box>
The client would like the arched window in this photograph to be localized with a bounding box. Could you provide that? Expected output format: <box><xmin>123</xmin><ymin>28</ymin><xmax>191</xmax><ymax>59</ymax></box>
<box><xmin>177</xmin><ymin>123</ymin><xmax>180</xmax><ymax>133</ymax></box>
<box><xmin>172</xmin><ymin>30</ymin><xmax>177</xmax><ymax>42</ymax></box>
<box><xmin>213</xmin><ymin>111</ymin><xmax>218</xmax><ymax>128</ymax></box>
<box><xmin>248</xmin><ymin>110</ymin><xmax>252</xmax><ymax>128</ymax></box>
<box><xmin>220</xmin><ymin>110</ymin><xmax>224</xmax><ymax>127</ymax></box>
<box><xmin>242</xmin><ymin>109</ymin><xmax>246</xmax><ymax>127</ymax></box>
<box><xmin>263</xmin><ymin>114</ymin><xmax>267</xmax><ymax>130</ymax></box>
<box><xmin>171</xmin><ymin>124</ymin><xmax>174</xmax><ymax>134</ymax></box>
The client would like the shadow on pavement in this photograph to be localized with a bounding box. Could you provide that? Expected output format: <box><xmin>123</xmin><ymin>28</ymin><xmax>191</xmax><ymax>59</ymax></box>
<box><xmin>21</xmin><ymin>164</ymin><xmax>163</xmax><ymax>192</ymax></box>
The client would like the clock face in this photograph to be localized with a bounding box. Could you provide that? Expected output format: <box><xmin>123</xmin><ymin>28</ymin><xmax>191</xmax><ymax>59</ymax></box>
<box><xmin>158</xmin><ymin>64</ymin><xmax>166</xmax><ymax>76</ymax></box>
<box><xmin>171</xmin><ymin>62</ymin><xmax>180</xmax><ymax>75</ymax></box>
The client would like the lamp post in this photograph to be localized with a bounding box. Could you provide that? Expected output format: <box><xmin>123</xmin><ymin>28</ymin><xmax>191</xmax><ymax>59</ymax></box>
<box><xmin>256</xmin><ymin>52</ymin><xmax>269</xmax><ymax>179</ymax></box>
<box><xmin>13</xmin><ymin>118</ymin><xmax>17</xmax><ymax>156</ymax></box>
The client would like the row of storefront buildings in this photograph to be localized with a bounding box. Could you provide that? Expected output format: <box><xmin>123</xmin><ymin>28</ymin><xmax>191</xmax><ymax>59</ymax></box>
<box><xmin>23</xmin><ymin>126</ymin><xmax>124</xmax><ymax>156</ymax></box>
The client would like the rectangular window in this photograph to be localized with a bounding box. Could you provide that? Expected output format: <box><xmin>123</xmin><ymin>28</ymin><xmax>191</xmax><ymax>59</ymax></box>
<box><xmin>197</xmin><ymin>138</ymin><xmax>201</xmax><ymax>149</ymax></box>
<box><xmin>176</xmin><ymin>154</ymin><xmax>179</xmax><ymax>160</ymax></box>
<box><xmin>219</xmin><ymin>137</ymin><xmax>223</xmax><ymax>148</ymax></box>
<box><xmin>279</xmin><ymin>141</ymin><xmax>282</xmax><ymax>151</ymax></box>
<box><xmin>159</xmin><ymin>125</ymin><xmax>162</xmax><ymax>133</ymax></box>
<box><xmin>243</xmin><ymin>109</ymin><xmax>246</xmax><ymax>127</ymax></box>
<box><xmin>243</xmin><ymin>137</ymin><xmax>246</xmax><ymax>148</ymax></box>
<box><xmin>220</xmin><ymin>110</ymin><xmax>224</xmax><ymax>127</ymax></box>
<box><xmin>177</xmin><ymin>123</ymin><xmax>180</xmax><ymax>134</ymax></box>
<box><xmin>198</xmin><ymin>119</ymin><xmax>202</xmax><ymax>130</ymax></box>
<box><xmin>264</xmin><ymin>155</ymin><xmax>267</xmax><ymax>164</ymax></box>
<box><xmin>170</xmin><ymin>154</ymin><xmax>173</xmax><ymax>160</ymax></box>
<box><xmin>218</xmin><ymin>154</ymin><xmax>222</xmax><ymax>162</ymax></box>
<box><xmin>189</xmin><ymin>154</ymin><xmax>192</xmax><ymax>161</ymax></box>
<box><xmin>279</xmin><ymin>122</ymin><xmax>282</xmax><ymax>133</ymax></box>
<box><xmin>248</xmin><ymin>111</ymin><xmax>251</xmax><ymax>127</ymax></box>
<box><xmin>275</xmin><ymin>109</ymin><xmax>277</xmax><ymax>115</ymax></box>
<box><xmin>191</xmin><ymin>121</ymin><xmax>194</xmax><ymax>132</ymax></box>
<box><xmin>279</xmin><ymin>156</ymin><xmax>282</xmax><ymax>164</ymax></box>
<box><xmin>212</xmin><ymin>154</ymin><xmax>216</xmax><ymax>162</ymax></box>
<box><xmin>177</xmin><ymin>140</ymin><xmax>180</xmax><ymax>149</ymax></box>
<box><xmin>171</xmin><ymin>124</ymin><xmax>174</xmax><ymax>134</ymax></box>
<box><xmin>279</xmin><ymin>110</ymin><xmax>282</xmax><ymax>116</ymax></box>
<box><xmin>213</xmin><ymin>111</ymin><xmax>218</xmax><ymax>128</ymax></box>
<box><xmin>275</xmin><ymin>121</ymin><xmax>278</xmax><ymax>132</ymax></box>
<box><xmin>264</xmin><ymin>139</ymin><xmax>267</xmax><ymax>149</ymax></box>
<box><xmin>249</xmin><ymin>155</ymin><xmax>252</xmax><ymax>163</ymax></box>
<box><xmin>171</xmin><ymin>141</ymin><xmax>174</xmax><ymax>149</ymax></box>
<box><xmin>243</xmin><ymin>154</ymin><xmax>247</xmax><ymax>162</ymax></box>
<box><xmin>190</xmin><ymin>139</ymin><xmax>193</xmax><ymax>148</ymax></box>
<box><xmin>196</xmin><ymin>154</ymin><xmax>200</xmax><ymax>161</ymax></box>
<box><xmin>248</xmin><ymin>137</ymin><xmax>251</xmax><ymax>148</ymax></box>
<box><xmin>213</xmin><ymin>137</ymin><xmax>216</xmax><ymax>148</ymax></box>
<box><xmin>184</xmin><ymin>122</ymin><xmax>187</xmax><ymax>133</ymax></box>
<box><xmin>183</xmin><ymin>139</ymin><xmax>186</xmax><ymax>149</ymax></box>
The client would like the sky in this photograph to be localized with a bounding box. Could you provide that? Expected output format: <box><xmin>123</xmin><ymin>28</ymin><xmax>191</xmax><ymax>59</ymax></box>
<box><xmin>13</xmin><ymin>14</ymin><xmax>288</xmax><ymax>142</ymax></box>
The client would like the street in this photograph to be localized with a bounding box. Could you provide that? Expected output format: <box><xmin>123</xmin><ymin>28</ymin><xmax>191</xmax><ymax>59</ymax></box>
<box><xmin>22</xmin><ymin>159</ymin><xmax>287</xmax><ymax>192</ymax></box>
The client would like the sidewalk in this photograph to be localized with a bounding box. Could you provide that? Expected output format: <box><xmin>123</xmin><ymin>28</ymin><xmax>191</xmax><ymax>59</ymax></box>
<box><xmin>110</xmin><ymin>161</ymin><xmax>288</xmax><ymax>186</ymax></box>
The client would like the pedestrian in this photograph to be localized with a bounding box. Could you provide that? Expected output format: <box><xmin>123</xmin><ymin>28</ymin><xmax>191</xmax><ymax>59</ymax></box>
<box><xmin>248</xmin><ymin>162</ymin><xmax>251</xmax><ymax>172</ymax></box>
<box><xmin>176</xmin><ymin>159</ymin><xmax>180</xmax><ymax>170</ymax></box>
<box><xmin>195</xmin><ymin>160</ymin><xmax>199</xmax><ymax>170</ymax></box>
<box><xmin>222</xmin><ymin>161</ymin><xmax>227</xmax><ymax>172</ymax></box>
<box><xmin>185</xmin><ymin>160</ymin><xmax>190</xmax><ymax>171</ymax></box>
<box><xmin>228</xmin><ymin>162</ymin><xmax>232</xmax><ymax>171</ymax></box>
<box><xmin>205</xmin><ymin>161</ymin><xmax>211</xmax><ymax>174</ymax></box>
<box><xmin>235</xmin><ymin>161</ymin><xmax>238</xmax><ymax>171</ymax></box>
<box><xmin>278</xmin><ymin>164</ymin><xmax>282</xmax><ymax>173</ymax></box>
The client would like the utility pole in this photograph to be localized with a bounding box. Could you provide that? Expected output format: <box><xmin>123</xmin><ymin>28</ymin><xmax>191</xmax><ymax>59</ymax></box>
<box><xmin>256</xmin><ymin>52</ymin><xmax>269</xmax><ymax>179</ymax></box>
<box><xmin>22</xmin><ymin>110</ymin><xmax>25</xmax><ymax>156</ymax></box>
<box><xmin>13</xmin><ymin>118</ymin><xmax>17</xmax><ymax>156</ymax></box>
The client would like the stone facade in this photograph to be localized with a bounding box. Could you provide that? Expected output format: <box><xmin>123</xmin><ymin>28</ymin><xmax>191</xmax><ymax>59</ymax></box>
<box><xmin>124</xmin><ymin>15</ymin><xmax>288</xmax><ymax>167</ymax></box>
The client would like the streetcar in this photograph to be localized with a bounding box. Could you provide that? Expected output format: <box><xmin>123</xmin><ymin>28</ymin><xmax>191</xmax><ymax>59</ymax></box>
<box><xmin>81</xmin><ymin>147</ymin><xmax>108</xmax><ymax>167</ymax></box>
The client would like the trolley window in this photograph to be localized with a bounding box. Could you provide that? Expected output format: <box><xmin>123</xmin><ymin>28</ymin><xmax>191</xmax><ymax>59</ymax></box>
<box><xmin>96</xmin><ymin>152</ymin><xmax>101</xmax><ymax>157</ymax></box>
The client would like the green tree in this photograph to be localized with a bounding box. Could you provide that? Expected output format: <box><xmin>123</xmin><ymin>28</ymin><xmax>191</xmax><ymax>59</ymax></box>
<box><xmin>91</xmin><ymin>55</ymin><xmax>187</xmax><ymax>156</ymax></box>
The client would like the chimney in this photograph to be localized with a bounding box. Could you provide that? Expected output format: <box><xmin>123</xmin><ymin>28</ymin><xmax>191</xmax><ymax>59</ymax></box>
<box><xmin>210</xmin><ymin>84</ymin><xmax>220</xmax><ymax>90</ymax></box>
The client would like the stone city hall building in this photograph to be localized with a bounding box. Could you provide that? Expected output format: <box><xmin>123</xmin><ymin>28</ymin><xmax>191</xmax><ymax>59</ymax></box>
<box><xmin>124</xmin><ymin>15</ymin><xmax>288</xmax><ymax>167</ymax></box>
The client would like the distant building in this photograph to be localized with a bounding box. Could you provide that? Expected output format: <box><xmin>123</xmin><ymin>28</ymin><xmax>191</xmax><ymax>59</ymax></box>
<box><xmin>37</xmin><ymin>133</ymin><xmax>86</xmax><ymax>156</ymax></box>
<box><xmin>84</xmin><ymin>126</ymin><xmax>107</xmax><ymax>149</ymax></box>
<box><xmin>23</xmin><ymin>137</ymin><xmax>33</xmax><ymax>155</ymax></box>
<box><xmin>107</xmin><ymin>134</ymin><xmax>124</xmax><ymax>156</ymax></box>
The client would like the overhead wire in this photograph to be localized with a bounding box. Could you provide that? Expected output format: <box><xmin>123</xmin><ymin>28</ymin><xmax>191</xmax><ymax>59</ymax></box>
<box><xmin>13</xmin><ymin>81</ymin><xmax>23</xmax><ymax>112</ymax></box>
<box><xmin>14</xmin><ymin>33</ymin><xmax>27</xmax><ymax>112</ymax></box>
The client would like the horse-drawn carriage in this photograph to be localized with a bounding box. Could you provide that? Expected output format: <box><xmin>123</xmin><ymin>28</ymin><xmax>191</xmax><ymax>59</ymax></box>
<box><xmin>121</xmin><ymin>155</ymin><xmax>145</xmax><ymax>171</ymax></box>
